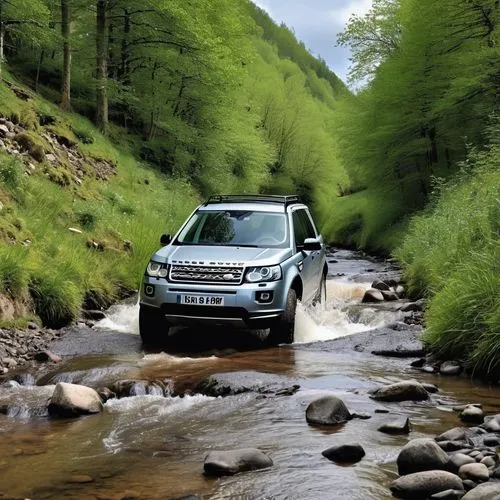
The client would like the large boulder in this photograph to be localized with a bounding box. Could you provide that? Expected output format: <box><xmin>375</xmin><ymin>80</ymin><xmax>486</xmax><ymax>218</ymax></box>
<box><xmin>203</xmin><ymin>449</ymin><xmax>272</xmax><ymax>476</ymax></box>
<box><xmin>305</xmin><ymin>395</ymin><xmax>352</xmax><ymax>425</ymax></box>
<box><xmin>321</xmin><ymin>443</ymin><xmax>365</xmax><ymax>463</ymax></box>
<box><xmin>461</xmin><ymin>482</ymin><xmax>500</xmax><ymax>499</ymax></box>
<box><xmin>391</xmin><ymin>471</ymin><xmax>464</xmax><ymax>499</ymax></box>
<box><xmin>370</xmin><ymin>381</ymin><xmax>429</xmax><ymax>402</ymax></box>
<box><xmin>48</xmin><ymin>382</ymin><xmax>103</xmax><ymax>418</ymax></box>
<box><xmin>397</xmin><ymin>438</ymin><xmax>451</xmax><ymax>475</ymax></box>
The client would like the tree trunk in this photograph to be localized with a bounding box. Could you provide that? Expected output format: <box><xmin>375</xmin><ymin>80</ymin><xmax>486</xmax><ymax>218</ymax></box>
<box><xmin>61</xmin><ymin>0</ymin><xmax>72</xmax><ymax>110</ymax></box>
<box><xmin>0</xmin><ymin>1</ymin><xmax>5</xmax><ymax>75</ymax></box>
<box><xmin>96</xmin><ymin>0</ymin><xmax>108</xmax><ymax>133</ymax></box>
<box><xmin>119</xmin><ymin>8</ymin><xmax>130</xmax><ymax>85</ymax></box>
<box><xmin>35</xmin><ymin>50</ymin><xmax>45</xmax><ymax>91</ymax></box>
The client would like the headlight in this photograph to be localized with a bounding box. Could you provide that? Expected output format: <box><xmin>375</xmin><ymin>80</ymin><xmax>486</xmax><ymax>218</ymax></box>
<box><xmin>146</xmin><ymin>261</ymin><xmax>168</xmax><ymax>278</ymax></box>
<box><xmin>245</xmin><ymin>265</ymin><xmax>282</xmax><ymax>283</ymax></box>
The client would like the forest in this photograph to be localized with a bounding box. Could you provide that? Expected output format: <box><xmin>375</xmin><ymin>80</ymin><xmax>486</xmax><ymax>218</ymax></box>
<box><xmin>0</xmin><ymin>0</ymin><xmax>498</xmax><ymax>375</ymax></box>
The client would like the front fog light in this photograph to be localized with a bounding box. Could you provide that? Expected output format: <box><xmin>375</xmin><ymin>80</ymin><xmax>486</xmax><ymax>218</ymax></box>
<box><xmin>144</xmin><ymin>285</ymin><xmax>155</xmax><ymax>297</ymax></box>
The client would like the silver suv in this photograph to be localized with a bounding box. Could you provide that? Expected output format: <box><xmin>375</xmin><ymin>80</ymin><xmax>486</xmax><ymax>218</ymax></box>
<box><xmin>139</xmin><ymin>195</ymin><xmax>327</xmax><ymax>346</ymax></box>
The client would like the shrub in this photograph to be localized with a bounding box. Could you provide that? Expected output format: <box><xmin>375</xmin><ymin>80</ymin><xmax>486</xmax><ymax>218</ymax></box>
<box><xmin>29</xmin><ymin>267</ymin><xmax>82</xmax><ymax>328</ymax></box>
<box><xmin>0</xmin><ymin>246</ymin><xmax>28</xmax><ymax>297</ymax></box>
<box><xmin>72</xmin><ymin>127</ymin><xmax>95</xmax><ymax>145</ymax></box>
<box><xmin>0</xmin><ymin>157</ymin><xmax>23</xmax><ymax>190</ymax></box>
<box><xmin>77</xmin><ymin>210</ymin><xmax>99</xmax><ymax>231</ymax></box>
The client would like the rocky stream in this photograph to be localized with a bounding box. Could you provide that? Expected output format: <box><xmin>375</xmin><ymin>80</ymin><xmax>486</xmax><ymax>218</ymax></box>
<box><xmin>0</xmin><ymin>249</ymin><xmax>499</xmax><ymax>500</ymax></box>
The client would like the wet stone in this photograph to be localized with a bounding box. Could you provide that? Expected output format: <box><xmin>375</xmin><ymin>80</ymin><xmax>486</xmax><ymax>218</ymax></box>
<box><xmin>397</xmin><ymin>438</ymin><xmax>450</xmax><ymax>476</ymax></box>
<box><xmin>440</xmin><ymin>361</ymin><xmax>462</xmax><ymax>376</ymax></box>
<box><xmin>305</xmin><ymin>395</ymin><xmax>352</xmax><ymax>426</ymax></box>
<box><xmin>431</xmin><ymin>490</ymin><xmax>467</xmax><ymax>500</ymax></box>
<box><xmin>480</xmin><ymin>456</ymin><xmax>495</xmax><ymax>468</ymax></box>
<box><xmin>322</xmin><ymin>443</ymin><xmax>365</xmax><ymax>464</ymax></box>
<box><xmin>450</xmin><ymin>453</ymin><xmax>476</xmax><ymax>470</ymax></box>
<box><xmin>439</xmin><ymin>441</ymin><xmax>470</xmax><ymax>452</ymax></box>
<box><xmin>67</xmin><ymin>475</ymin><xmax>94</xmax><ymax>484</ymax></box>
<box><xmin>203</xmin><ymin>449</ymin><xmax>273</xmax><ymax>476</ymax></box>
<box><xmin>370</xmin><ymin>381</ymin><xmax>429</xmax><ymax>402</ymax></box>
<box><xmin>378</xmin><ymin>418</ymin><xmax>411</xmax><ymax>435</ymax></box>
<box><xmin>461</xmin><ymin>482</ymin><xmax>500</xmax><ymax>499</ymax></box>
<box><xmin>391</xmin><ymin>471</ymin><xmax>464</xmax><ymax>499</ymax></box>
<box><xmin>458</xmin><ymin>463</ymin><xmax>489</xmax><ymax>482</ymax></box>
<box><xmin>459</xmin><ymin>406</ymin><xmax>485</xmax><ymax>425</ymax></box>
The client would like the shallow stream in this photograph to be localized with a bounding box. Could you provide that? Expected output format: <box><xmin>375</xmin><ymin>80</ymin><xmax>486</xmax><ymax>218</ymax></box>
<box><xmin>1</xmin><ymin>250</ymin><xmax>499</xmax><ymax>499</ymax></box>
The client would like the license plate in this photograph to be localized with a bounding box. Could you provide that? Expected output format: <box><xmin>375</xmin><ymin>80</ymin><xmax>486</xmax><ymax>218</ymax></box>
<box><xmin>178</xmin><ymin>295</ymin><xmax>225</xmax><ymax>306</ymax></box>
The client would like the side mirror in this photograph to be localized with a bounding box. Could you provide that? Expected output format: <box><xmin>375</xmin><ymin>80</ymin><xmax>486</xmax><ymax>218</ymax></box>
<box><xmin>303</xmin><ymin>238</ymin><xmax>322</xmax><ymax>252</ymax></box>
<box><xmin>160</xmin><ymin>234</ymin><xmax>172</xmax><ymax>246</ymax></box>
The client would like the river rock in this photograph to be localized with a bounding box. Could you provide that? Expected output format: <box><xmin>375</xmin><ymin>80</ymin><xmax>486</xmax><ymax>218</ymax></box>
<box><xmin>480</xmin><ymin>456</ymin><xmax>495</xmax><ymax>468</ymax></box>
<box><xmin>370</xmin><ymin>381</ymin><xmax>429</xmax><ymax>402</ymax></box>
<box><xmin>461</xmin><ymin>482</ymin><xmax>500</xmax><ymax>499</ymax></box>
<box><xmin>194</xmin><ymin>371</ymin><xmax>299</xmax><ymax>398</ymax></box>
<box><xmin>440</xmin><ymin>361</ymin><xmax>462</xmax><ymax>376</ymax></box>
<box><xmin>438</xmin><ymin>441</ymin><xmax>469</xmax><ymax>452</ymax></box>
<box><xmin>203</xmin><ymin>449</ymin><xmax>272</xmax><ymax>476</ymax></box>
<box><xmin>378</xmin><ymin>418</ymin><xmax>411</xmax><ymax>435</ymax></box>
<box><xmin>34</xmin><ymin>349</ymin><xmax>62</xmax><ymax>363</ymax></box>
<box><xmin>436</xmin><ymin>428</ymin><xmax>468</xmax><ymax>443</ymax></box>
<box><xmin>48</xmin><ymin>382</ymin><xmax>103</xmax><ymax>418</ymax></box>
<box><xmin>372</xmin><ymin>280</ymin><xmax>391</xmax><ymax>291</ymax></box>
<box><xmin>491</xmin><ymin>466</ymin><xmax>500</xmax><ymax>479</ymax></box>
<box><xmin>400</xmin><ymin>300</ymin><xmax>425</xmax><ymax>312</ymax></box>
<box><xmin>483</xmin><ymin>414</ymin><xmax>500</xmax><ymax>432</ymax></box>
<box><xmin>450</xmin><ymin>453</ymin><xmax>476</xmax><ymax>470</ymax></box>
<box><xmin>391</xmin><ymin>471</ymin><xmax>464</xmax><ymax>499</ymax></box>
<box><xmin>305</xmin><ymin>395</ymin><xmax>352</xmax><ymax>425</ymax></box>
<box><xmin>397</xmin><ymin>438</ymin><xmax>451</xmax><ymax>475</ymax></box>
<box><xmin>483</xmin><ymin>436</ymin><xmax>500</xmax><ymax>447</ymax></box>
<box><xmin>458</xmin><ymin>463</ymin><xmax>489</xmax><ymax>482</ymax></box>
<box><xmin>322</xmin><ymin>443</ymin><xmax>365</xmax><ymax>463</ymax></box>
<box><xmin>362</xmin><ymin>289</ymin><xmax>385</xmax><ymax>303</ymax></box>
<box><xmin>459</xmin><ymin>406</ymin><xmax>485</xmax><ymax>425</ymax></box>
<box><xmin>431</xmin><ymin>490</ymin><xmax>467</xmax><ymax>500</ymax></box>
<box><xmin>82</xmin><ymin>310</ymin><xmax>106</xmax><ymax>321</ymax></box>
<box><xmin>381</xmin><ymin>290</ymin><xmax>400</xmax><ymax>301</ymax></box>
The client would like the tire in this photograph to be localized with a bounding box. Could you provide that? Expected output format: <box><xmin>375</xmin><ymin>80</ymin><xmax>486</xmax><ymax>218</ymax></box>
<box><xmin>139</xmin><ymin>305</ymin><xmax>170</xmax><ymax>346</ymax></box>
<box><xmin>267</xmin><ymin>288</ymin><xmax>297</xmax><ymax>346</ymax></box>
<box><xmin>313</xmin><ymin>275</ymin><xmax>327</xmax><ymax>308</ymax></box>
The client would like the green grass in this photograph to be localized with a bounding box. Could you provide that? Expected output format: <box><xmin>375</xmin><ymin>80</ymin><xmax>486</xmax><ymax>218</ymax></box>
<box><xmin>396</xmin><ymin>127</ymin><xmax>500</xmax><ymax>377</ymax></box>
<box><xmin>0</xmin><ymin>76</ymin><xmax>200</xmax><ymax>328</ymax></box>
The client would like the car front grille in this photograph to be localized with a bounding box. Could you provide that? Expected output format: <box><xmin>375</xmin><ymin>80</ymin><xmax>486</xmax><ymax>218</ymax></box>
<box><xmin>169</xmin><ymin>265</ymin><xmax>244</xmax><ymax>285</ymax></box>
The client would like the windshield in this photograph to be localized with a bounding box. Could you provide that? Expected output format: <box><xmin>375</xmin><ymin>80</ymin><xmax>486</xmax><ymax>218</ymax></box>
<box><xmin>176</xmin><ymin>210</ymin><xmax>289</xmax><ymax>248</ymax></box>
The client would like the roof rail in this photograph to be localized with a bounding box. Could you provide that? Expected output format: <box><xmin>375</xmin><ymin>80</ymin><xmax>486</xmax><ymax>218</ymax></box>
<box><xmin>204</xmin><ymin>194</ymin><xmax>301</xmax><ymax>208</ymax></box>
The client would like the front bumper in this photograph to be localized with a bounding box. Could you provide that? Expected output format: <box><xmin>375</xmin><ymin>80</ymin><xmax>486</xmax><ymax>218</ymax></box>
<box><xmin>140</xmin><ymin>278</ymin><xmax>287</xmax><ymax>329</ymax></box>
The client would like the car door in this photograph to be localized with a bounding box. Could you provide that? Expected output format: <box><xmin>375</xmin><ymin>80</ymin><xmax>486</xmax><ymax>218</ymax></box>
<box><xmin>300</xmin><ymin>209</ymin><xmax>325</xmax><ymax>293</ymax></box>
<box><xmin>291</xmin><ymin>208</ymin><xmax>316</xmax><ymax>302</ymax></box>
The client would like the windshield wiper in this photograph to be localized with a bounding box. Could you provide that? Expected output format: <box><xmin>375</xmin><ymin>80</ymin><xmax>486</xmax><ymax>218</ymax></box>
<box><xmin>226</xmin><ymin>244</ymin><xmax>259</xmax><ymax>248</ymax></box>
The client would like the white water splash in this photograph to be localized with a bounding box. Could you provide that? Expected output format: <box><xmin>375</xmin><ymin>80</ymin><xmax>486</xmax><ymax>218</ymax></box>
<box><xmin>97</xmin><ymin>301</ymin><xmax>140</xmax><ymax>334</ymax></box>
<box><xmin>95</xmin><ymin>280</ymin><xmax>401</xmax><ymax>344</ymax></box>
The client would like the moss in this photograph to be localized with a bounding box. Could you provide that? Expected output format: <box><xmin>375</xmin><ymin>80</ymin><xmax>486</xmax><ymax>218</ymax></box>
<box><xmin>44</xmin><ymin>166</ymin><xmax>72</xmax><ymax>187</ymax></box>
<box><xmin>47</xmin><ymin>124</ymin><xmax>78</xmax><ymax>148</ymax></box>
<box><xmin>13</xmin><ymin>132</ymin><xmax>46</xmax><ymax>163</ymax></box>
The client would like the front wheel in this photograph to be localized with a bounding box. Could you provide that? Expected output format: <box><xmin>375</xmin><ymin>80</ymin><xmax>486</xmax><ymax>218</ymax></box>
<box><xmin>139</xmin><ymin>305</ymin><xmax>170</xmax><ymax>346</ymax></box>
<box><xmin>267</xmin><ymin>288</ymin><xmax>297</xmax><ymax>346</ymax></box>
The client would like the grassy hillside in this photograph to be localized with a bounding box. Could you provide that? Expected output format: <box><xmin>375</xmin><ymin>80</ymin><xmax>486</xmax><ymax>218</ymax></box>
<box><xmin>0</xmin><ymin>73</ymin><xmax>199</xmax><ymax>327</ymax></box>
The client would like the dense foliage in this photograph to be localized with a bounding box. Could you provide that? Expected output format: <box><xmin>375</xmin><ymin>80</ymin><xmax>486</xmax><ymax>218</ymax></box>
<box><xmin>0</xmin><ymin>0</ymin><xmax>346</xmax><ymax>327</ymax></box>
<box><xmin>331</xmin><ymin>0</ymin><xmax>499</xmax><ymax>250</ymax></box>
<box><xmin>337</xmin><ymin>0</ymin><xmax>499</xmax><ymax>376</ymax></box>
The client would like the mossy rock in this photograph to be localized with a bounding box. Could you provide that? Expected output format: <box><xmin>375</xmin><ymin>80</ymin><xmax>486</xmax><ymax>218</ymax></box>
<box><xmin>47</xmin><ymin>124</ymin><xmax>78</xmax><ymax>148</ymax></box>
<box><xmin>45</xmin><ymin>166</ymin><xmax>72</xmax><ymax>187</ymax></box>
<box><xmin>13</xmin><ymin>132</ymin><xmax>46</xmax><ymax>163</ymax></box>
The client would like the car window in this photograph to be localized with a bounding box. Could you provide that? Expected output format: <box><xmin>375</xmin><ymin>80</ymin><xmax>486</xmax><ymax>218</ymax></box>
<box><xmin>292</xmin><ymin>210</ymin><xmax>307</xmax><ymax>249</ymax></box>
<box><xmin>300</xmin><ymin>210</ymin><xmax>317</xmax><ymax>239</ymax></box>
<box><xmin>176</xmin><ymin>210</ymin><xmax>289</xmax><ymax>248</ymax></box>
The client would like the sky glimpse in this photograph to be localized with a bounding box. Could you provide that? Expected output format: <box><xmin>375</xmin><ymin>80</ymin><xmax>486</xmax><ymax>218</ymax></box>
<box><xmin>252</xmin><ymin>0</ymin><xmax>373</xmax><ymax>82</ymax></box>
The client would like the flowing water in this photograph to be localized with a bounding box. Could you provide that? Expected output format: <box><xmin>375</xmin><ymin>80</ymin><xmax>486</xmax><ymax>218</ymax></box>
<box><xmin>1</xmin><ymin>250</ymin><xmax>499</xmax><ymax>499</ymax></box>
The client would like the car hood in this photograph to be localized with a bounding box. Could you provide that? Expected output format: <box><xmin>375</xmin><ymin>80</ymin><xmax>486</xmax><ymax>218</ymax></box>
<box><xmin>154</xmin><ymin>245</ymin><xmax>292</xmax><ymax>267</ymax></box>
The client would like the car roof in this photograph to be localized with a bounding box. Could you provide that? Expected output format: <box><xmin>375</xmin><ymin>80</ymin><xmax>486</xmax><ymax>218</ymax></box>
<box><xmin>199</xmin><ymin>195</ymin><xmax>307</xmax><ymax>213</ymax></box>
